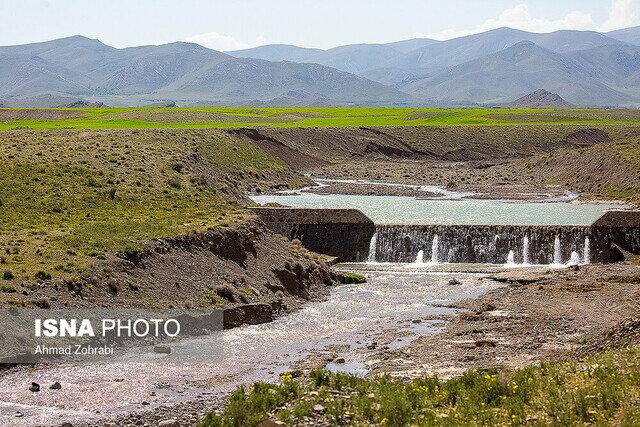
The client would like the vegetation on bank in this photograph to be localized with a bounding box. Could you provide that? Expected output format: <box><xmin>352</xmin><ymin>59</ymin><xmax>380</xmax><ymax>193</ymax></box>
<box><xmin>0</xmin><ymin>128</ymin><xmax>300</xmax><ymax>293</ymax></box>
<box><xmin>201</xmin><ymin>344</ymin><xmax>640</xmax><ymax>426</ymax></box>
<box><xmin>3</xmin><ymin>107</ymin><xmax>640</xmax><ymax>130</ymax></box>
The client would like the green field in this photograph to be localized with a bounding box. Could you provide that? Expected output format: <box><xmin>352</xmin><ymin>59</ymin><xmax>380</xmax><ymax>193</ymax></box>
<box><xmin>3</xmin><ymin>107</ymin><xmax>640</xmax><ymax>130</ymax></box>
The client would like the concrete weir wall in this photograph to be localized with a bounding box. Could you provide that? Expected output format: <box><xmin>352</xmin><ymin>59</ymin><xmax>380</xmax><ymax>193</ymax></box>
<box><xmin>253</xmin><ymin>207</ymin><xmax>640</xmax><ymax>264</ymax></box>
<box><xmin>251</xmin><ymin>207</ymin><xmax>376</xmax><ymax>262</ymax></box>
<box><xmin>592</xmin><ymin>210</ymin><xmax>640</xmax><ymax>260</ymax></box>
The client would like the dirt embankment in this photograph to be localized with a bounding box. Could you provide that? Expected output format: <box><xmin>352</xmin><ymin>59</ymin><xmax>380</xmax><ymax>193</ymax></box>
<box><xmin>4</xmin><ymin>222</ymin><xmax>339</xmax><ymax>327</ymax></box>
<box><xmin>367</xmin><ymin>262</ymin><xmax>640</xmax><ymax>379</ymax></box>
<box><xmin>227</xmin><ymin>126</ymin><xmax>434</xmax><ymax>169</ymax></box>
<box><xmin>232</xmin><ymin>126</ymin><xmax>621</xmax><ymax>201</ymax></box>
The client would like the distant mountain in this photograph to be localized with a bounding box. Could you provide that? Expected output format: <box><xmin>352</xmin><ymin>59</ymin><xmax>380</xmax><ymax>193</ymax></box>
<box><xmin>553</xmin><ymin>78</ymin><xmax>637</xmax><ymax>107</ymax></box>
<box><xmin>400</xmin><ymin>41</ymin><xmax>636</xmax><ymax>106</ymax></box>
<box><xmin>504</xmin><ymin>89</ymin><xmax>574</xmax><ymax>108</ymax></box>
<box><xmin>400</xmin><ymin>41</ymin><xmax>586</xmax><ymax>103</ymax></box>
<box><xmin>0</xmin><ymin>36</ymin><xmax>411</xmax><ymax>105</ymax></box>
<box><xmin>384</xmin><ymin>38</ymin><xmax>439</xmax><ymax>53</ymax></box>
<box><xmin>301</xmin><ymin>44</ymin><xmax>402</xmax><ymax>75</ymax></box>
<box><xmin>368</xmin><ymin>27</ymin><xmax>628</xmax><ymax>85</ymax></box>
<box><xmin>0</xmin><ymin>53</ymin><xmax>91</xmax><ymax>97</ymax></box>
<box><xmin>606</xmin><ymin>26</ymin><xmax>640</xmax><ymax>46</ymax></box>
<box><xmin>157</xmin><ymin>58</ymin><xmax>411</xmax><ymax>103</ymax></box>
<box><xmin>230</xmin><ymin>44</ymin><xmax>322</xmax><ymax>62</ymax></box>
<box><xmin>6</xmin><ymin>26</ymin><xmax>640</xmax><ymax>107</ymax></box>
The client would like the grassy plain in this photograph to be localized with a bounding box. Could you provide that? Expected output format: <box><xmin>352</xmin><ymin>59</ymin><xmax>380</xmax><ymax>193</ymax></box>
<box><xmin>202</xmin><ymin>344</ymin><xmax>640</xmax><ymax>426</ymax></box>
<box><xmin>2</xmin><ymin>107</ymin><xmax>640</xmax><ymax>130</ymax></box>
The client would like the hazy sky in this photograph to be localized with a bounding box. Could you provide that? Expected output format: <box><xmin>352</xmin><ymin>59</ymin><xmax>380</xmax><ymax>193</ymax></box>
<box><xmin>1</xmin><ymin>0</ymin><xmax>640</xmax><ymax>50</ymax></box>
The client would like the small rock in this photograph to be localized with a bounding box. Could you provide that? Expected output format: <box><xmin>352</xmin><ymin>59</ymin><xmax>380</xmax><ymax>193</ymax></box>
<box><xmin>262</xmin><ymin>420</ymin><xmax>287</xmax><ymax>427</ymax></box>
<box><xmin>159</xmin><ymin>420</ymin><xmax>181</xmax><ymax>427</ymax></box>
<box><xmin>141</xmin><ymin>401</ymin><xmax>150</xmax><ymax>405</ymax></box>
<box><xmin>334</xmin><ymin>357</ymin><xmax>345</xmax><ymax>364</ymax></box>
<box><xmin>448</xmin><ymin>279</ymin><xmax>461</xmax><ymax>286</ymax></box>
<box><xmin>153</xmin><ymin>345</ymin><xmax>172</xmax><ymax>354</ymax></box>
<box><xmin>15</xmin><ymin>412</ymin><xmax>23</xmax><ymax>418</ymax></box>
<box><xmin>313</xmin><ymin>404</ymin><xmax>326</xmax><ymax>413</ymax></box>
<box><xmin>50</xmin><ymin>381</ymin><xmax>61</xmax><ymax>390</ymax></box>
<box><xmin>29</xmin><ymin>382</ymin><xmax>40</xmax><ymax>392</ymax></box>
<box><xmin>61</xmin><ymin>423</ymin><xmax>73</xmax><ymax>427</ymax></box>
<box><xmin>412</xmin><ymin>319</ymin><xmax>422</xmax><ymax>324</ymax></box>
<box><xmin>309</xmin><ymin>391</ymin><xmax>319</xmax><ymax>396</ymax></box>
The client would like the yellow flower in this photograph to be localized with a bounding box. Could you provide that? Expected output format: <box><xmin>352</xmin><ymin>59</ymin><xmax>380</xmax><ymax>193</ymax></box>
<box><xmin>381</xmin><ymin>418</ymin><xmax>388</xmax><ymax>425</ymax></box>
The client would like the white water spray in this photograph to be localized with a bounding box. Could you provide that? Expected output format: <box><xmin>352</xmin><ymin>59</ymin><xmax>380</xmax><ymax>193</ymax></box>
<box><xmin>506</xmin><ymin>250</ymin><xmax>515</xmax><ymax>265</ymax></box>
<box><xmin>584</xmin><ymin>236</ymin><xmax>591</xmax><ymax>264</ymax></box>
<box><xmin>431</xmin><ymin>235</ymin><xmax>440</xmax><ymax>264</ymax></box>
<box><xmin>414</xmin><ymin>250</ymin><xmax>424</xmax><ymax>264</ymax></box>
<box><xmin>569</xmin><ymin>251</ymin><xmax>581</xmax><ymax>266</ymax></box>
<box><xmin>523</xmin><ymin>235</ymin><xmax>530</xmax><ymax>265</ymax></box>
<box><xmin>554</xmin><ymin>235</ymin><xmax>562</xmax><ymax>265</ymax></box>
<box><xmin>368</xmin><ymin>233</ymin><xmax>378</xmax><ymax>263</ymax></box>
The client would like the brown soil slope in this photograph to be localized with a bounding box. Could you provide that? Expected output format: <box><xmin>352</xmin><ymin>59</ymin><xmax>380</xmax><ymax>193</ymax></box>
<box><xmin>3</xmin><ymin>222</ymin><xmax>338</xmax><ymax>314</ymax></box>
<box><xmin>229</xmin><ymin>126</ymin><xmax>613</xmax><ymax>168</ymax></box>
<box><xmin>227</xmin><ymin>126</ymin><xmax>433</xmax><ymax>168</ymax></box>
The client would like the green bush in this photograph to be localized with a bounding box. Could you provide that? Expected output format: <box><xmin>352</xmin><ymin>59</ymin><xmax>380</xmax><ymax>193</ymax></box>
<box><xmin>338</xmin><ymin>273</ymin><xmax>367</xmax><ymax>284</ymax></box>
<box><xmin>2</xmin><ymin>270</ymin><xmax>14</xmax><ymax>280</ymax></box>
<box><xmin>0</xmin><ymin>284</ymin><xmax>16</xmax><ymax>293</ymax></box>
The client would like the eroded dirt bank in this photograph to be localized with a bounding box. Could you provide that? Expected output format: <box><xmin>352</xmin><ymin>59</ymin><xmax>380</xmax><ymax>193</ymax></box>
<box><xmin>3</xmin><ymin>222</ymin><xmax>339</xmax><ymax>323</ymax></box>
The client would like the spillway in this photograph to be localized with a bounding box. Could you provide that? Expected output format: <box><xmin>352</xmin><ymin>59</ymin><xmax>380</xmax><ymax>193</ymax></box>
<box><xmin>368</xmin><ymin>224</ymin><xmax>593</xmax><ymax>265</ymax></box>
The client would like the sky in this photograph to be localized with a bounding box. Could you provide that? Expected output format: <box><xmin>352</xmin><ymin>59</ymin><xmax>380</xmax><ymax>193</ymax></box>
<box><xmin>1</xmin><ymin>0</ymin><xmax>640</xmax><ymax>51</ymax></box>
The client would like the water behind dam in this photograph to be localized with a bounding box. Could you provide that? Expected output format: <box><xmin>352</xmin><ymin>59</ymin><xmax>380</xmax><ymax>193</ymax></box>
<box><xmin>251</xmin><ymin>191</ymin><xmax>616</xmax><ymax>225</ymax></box>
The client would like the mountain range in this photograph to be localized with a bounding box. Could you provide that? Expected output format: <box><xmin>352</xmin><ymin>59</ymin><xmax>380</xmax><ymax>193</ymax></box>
<box><xmin>4</xmin><ymin>25</ymin><xmax>640</xmax><ymax>107</ymax></box>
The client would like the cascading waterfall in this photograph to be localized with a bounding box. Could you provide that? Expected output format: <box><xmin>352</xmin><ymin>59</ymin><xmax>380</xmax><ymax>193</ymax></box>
<box><xmin>506</xmin><ymin>250</ymin><xmax>515</xmax><ymax>265</ymax></box>
<box><xmin>431</xmin><ymin>235</ymin><xmax>440</xmax><ymax>264</ymax></box>
<box><xmin>554</xmin><ymin>235</ymin><xmax>562</xmax><ymax>265</ymax></box>
<box><xmin>369</xmin><ymin>224</ymin><xmax>592</xmax><ymax>265</ymax></box>
<box><xmin>414</xmin><ymin>250</ymin><xmax>424</xmax><ymax>264</ymax></box>
<box><xmin>584</xmin><ymin>236</ymin><xmax>591</xmax><ymax>264</ymax></box>
<box><xmin>569</xmin><ymin>251</ymin><xmax>581</xmax><ymax>266</ymax></box>
<box><xmin>368</xmin><ymin>233</ymin><xmax>378</xmax><ymax>263</ymax></box>
<box><xmin>523</xmin><ymin>235</ymin><xmax>530</xmax><ymax>265</ymax></box>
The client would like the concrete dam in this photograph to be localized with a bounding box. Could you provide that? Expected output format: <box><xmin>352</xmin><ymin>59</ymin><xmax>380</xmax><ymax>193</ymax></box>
<box><xmin>253</xmin><ymin>208</ymin><xmax>640</xmax><ymax>264</ymax></box>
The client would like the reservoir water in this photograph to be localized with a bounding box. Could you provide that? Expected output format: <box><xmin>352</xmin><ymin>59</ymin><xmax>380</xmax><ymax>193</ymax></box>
<box><xmin>250</xmin><ymin>193</ymin><xmax>616</xmax><ymax>225</ymax></box>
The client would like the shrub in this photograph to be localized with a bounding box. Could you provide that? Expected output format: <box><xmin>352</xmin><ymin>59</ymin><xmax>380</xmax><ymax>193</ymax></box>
<box><xmin>34</xmin><ymin>271</ymin><xmax>51</xmax><ymax>281</ymax></box>
<box><xmin>167</xmin><ymin>177</ymin><xmax>182</xmax><ymax>189</ymax></box>
<box><xmin>0</xmin><ymin>284</ymin><xmax>16</xmax><ymax>293</ymax></box>
<box><xmin>338</xmin><ymin>273</ymin><xmax>367</xmax><ymax>284</ymax></box>
<box><xmin>2</xmin><ymin>270</ymin><xmax>14</xmax><ymax>280</ymax></box>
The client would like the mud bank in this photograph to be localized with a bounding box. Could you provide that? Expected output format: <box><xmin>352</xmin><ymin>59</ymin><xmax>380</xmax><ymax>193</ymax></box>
<box><xmin>3</xmin><ymin>222</ymin><xmax>339</xmax><ymax>324</ymax></box>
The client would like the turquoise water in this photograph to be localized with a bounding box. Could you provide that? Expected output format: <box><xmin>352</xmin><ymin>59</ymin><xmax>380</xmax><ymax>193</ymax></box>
<box><xmin>250</xmin><ymin>193</ymin><xmax>618</xmax><ymax>225</ymax></box>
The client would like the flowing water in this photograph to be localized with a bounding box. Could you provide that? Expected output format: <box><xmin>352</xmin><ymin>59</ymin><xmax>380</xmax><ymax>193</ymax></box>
<box><xmin>0</xmin><ymin>270</ymin><xmax>503</xmax><ymax>426</ymax></box>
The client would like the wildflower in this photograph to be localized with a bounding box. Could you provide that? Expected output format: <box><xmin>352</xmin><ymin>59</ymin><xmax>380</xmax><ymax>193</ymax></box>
<box><xmin>381</xmin><ymin>418</ymin><xmax>388</xmax><ymax>425</ymax></box>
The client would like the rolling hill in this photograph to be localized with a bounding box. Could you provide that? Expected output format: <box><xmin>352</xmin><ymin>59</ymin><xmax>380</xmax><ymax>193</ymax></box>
<box><xmin>399</xmin><ymin>41</ymin><xmax>634</xmax><ymax>106</ymax></box>
<box><xmin>0</xmin><ymin>36</ymin><xmax>412</xmax><ymax>105</ymax></box>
